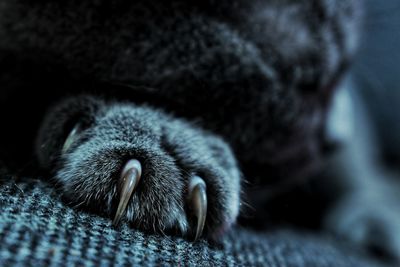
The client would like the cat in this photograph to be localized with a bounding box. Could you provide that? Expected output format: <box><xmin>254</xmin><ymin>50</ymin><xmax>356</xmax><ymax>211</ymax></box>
<box><xmin>0</xmin><ymin>0</ymin><xmax>399</xmax><ymax>263</ymax></box>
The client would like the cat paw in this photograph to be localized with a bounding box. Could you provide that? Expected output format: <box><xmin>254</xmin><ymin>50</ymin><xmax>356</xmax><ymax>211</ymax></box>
<box><xmin>36</xmin><ymin>96</ymin><xmax>241</xmax><ymax>240</ymax></box>
<box><xmin>326</xmin><ymin>193</ymin><xmax>400</xmax><ymax>263</ymax></box>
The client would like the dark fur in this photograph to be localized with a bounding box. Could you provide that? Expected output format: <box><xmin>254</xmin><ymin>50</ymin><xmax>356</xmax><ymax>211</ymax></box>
<box><xmin>1</xmin><ymin>0</ymin><xmax>399</xmax><ymax>263</ymax></box>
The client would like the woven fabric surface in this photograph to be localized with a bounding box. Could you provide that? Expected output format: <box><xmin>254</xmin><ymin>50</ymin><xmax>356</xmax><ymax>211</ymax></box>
<box><xmin>0</xmin><ymin>177</ymin><xmax>392</xmax><ymax>267</ymax></box>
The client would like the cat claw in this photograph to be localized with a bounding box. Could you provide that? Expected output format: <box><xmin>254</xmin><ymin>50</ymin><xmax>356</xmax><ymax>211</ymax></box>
<box><xmin>188</xmin><ymin>176</ymin><xmax>207</xmax><ymax>241</ymax></box>
<box><xmin>62</xmin><ymin>124</ymin><xmax>81</xmax><ymax>154</ymax></box>
<box><xmin>112</xmin><ymin>161</ymin><xmax>207</xmax><ymax>241</ymax></box>
<box><xmin>113</xmin><ymin>159</ymin><xmax>142</xmax><ymax>226</ymax></box>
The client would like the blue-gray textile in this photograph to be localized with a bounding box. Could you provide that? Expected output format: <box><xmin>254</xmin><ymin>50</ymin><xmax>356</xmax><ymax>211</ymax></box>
<box><xmin>0</xmin><ymin>177</ymin><xmax>391</xmax><ymax>267</ymax></box>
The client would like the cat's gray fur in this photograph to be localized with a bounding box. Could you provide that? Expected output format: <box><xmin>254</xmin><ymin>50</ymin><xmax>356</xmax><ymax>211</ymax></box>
<box><xmin>0</xmin><ymin>0</ymin><xmax>399</xmax><ymax>263</ymax></box>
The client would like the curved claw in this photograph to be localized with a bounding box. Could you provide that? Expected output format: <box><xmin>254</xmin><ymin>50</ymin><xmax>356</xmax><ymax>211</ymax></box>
<box><xmin>113</xmin><ymin>159</ymin><xmax>142</xmax><ymax>226</ymax></box>
<box><xmin>188</xmin><ymin>176</ymin><xmax>207</xmax><ymax>241</ymax></box>
<box><xmin>62</xmin><ymin>124</ymin><xmax>81</xmax><ymax>154</ymax></box>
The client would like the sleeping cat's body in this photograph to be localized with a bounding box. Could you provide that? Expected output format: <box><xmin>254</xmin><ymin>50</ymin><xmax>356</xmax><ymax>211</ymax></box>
<box><xmin>1</xmin><ymin>0</ymin><xmax>399</xmax><ymax>263</ymax></box>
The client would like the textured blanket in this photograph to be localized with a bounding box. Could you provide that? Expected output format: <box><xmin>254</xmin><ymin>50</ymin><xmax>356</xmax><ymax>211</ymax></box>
<box><xmin>0</xmin><ymin>177</ymin><xmax>391</xmax><ymax>267</ymax></box>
